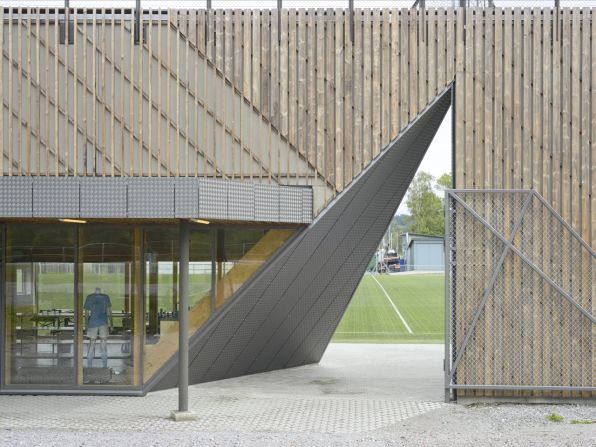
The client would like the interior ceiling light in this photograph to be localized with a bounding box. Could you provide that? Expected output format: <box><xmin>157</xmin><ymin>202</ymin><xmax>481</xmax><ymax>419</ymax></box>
<box><xmin>192</xmin><ymin>219</ymin><xmax>210</xmax><ymax>225</ymax></box>
<box><xmin>59</xmin><ymin>218</ymin><xmax>87</xmax><ymax>224</ymax></box>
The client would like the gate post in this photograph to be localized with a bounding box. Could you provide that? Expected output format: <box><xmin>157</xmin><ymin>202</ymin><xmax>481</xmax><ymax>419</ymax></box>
<box><xmin>444</xmin><ymin>191</ymin><xmax>452</xmax><ymax>402</ymax></box>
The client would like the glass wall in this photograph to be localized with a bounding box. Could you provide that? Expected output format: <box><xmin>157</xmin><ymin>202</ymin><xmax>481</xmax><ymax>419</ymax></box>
<box><xmin>143</xmin><ymin>228</ymin><xmax>179</xmax><ymax>382</ymax></box>
<box><xmin>3</xmin><ymin>226</ymin><xmax>76</xmax><ymax>386</ymax></box>
<box><xmin>142</xmin><ymin>228</ymin><xmax>214</xmax><ymax>382</ymax></box>
<box><xmin>78</xmin><ymin>227</ymin><xmax>142</xmax><ymax>386</ymax></box>
<box><xmin>2</xmin><ymin>223</ymin><xmax>299</xmax><ymax>390</ymax></box>
<box><xmin>215</xmin><ymin>229</ymin><xmax>296</xmax><ymax>308</ymax></box>
<box><xmin>188</xmin><ymin>230</ymin><xmax>213</xmax><ymax>330</ymax></box>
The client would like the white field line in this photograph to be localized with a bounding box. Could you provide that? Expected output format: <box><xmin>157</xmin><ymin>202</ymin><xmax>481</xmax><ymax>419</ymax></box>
<box><xmin>370</xmin><ymin>274</ymin><xmax>414</xmax><ymax>335</ymax></box>
<box><xmin>335</xmin><ymin>331</ymin><xmax>441</xmax><ymax>335</ymax></box>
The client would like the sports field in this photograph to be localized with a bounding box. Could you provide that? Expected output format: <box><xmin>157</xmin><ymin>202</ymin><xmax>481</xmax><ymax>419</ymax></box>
<box><xmin>332</xmin><ymin>273</ymin><xmax>444</xmax><ymax>343</ymax></box>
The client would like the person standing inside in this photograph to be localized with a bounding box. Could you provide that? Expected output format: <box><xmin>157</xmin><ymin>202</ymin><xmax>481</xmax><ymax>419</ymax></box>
<box><xmin>85</xmin><ymin>287</ymin><xmax>112</xmax><ymax>368</ymax></box>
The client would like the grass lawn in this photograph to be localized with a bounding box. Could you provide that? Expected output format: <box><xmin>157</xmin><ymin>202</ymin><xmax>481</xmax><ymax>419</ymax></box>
<box><xmin>332</xmin><ymin>273</ymin><xmax>444</xmax><ymax>343</ymax></box>
<box><xmin>36</xmin><ymin>272</ymin><xmax>211</xmax><ymax>312</ymax></box>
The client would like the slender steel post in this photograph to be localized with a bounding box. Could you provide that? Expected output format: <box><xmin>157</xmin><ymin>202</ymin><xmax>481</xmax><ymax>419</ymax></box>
<box><xmin>171</xmin><ymin>220</ymin><xmax>196</xmax><ymax>421</ymax></box>
<box><xmin>62</xmin><ymin>0</ymin><xmax>71</xmax><ymax>45</ymax></box>
<box><xmin>178</xmin><ymin>220</ymin><xmax>189</xmax><ymax>411</ymax></box>
<box><xmin>134</xmin><ymin>0</ymin><xmax>141</xmax><ymax>44</ymax></box>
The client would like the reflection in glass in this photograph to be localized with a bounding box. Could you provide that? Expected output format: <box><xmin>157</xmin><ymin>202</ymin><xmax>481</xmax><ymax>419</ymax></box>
<box><xmin>79</xmin><ymin>227</ymin><xmax>141</xmax><ymax>386</ymax></box>
<box><xmin>215</xmin><ymin>229</ymin><xmax>296</xmax><ymax>308</ymax></box>
<box><xmin>3</xmin><ymin>226</ymin><xmax>76</xmax><ymax>385</ymax></box>
<box><xmin>143</xmin><ymin>228</ymin><xmax>180</xmax><ymax>382</ymax></box>
<box><xmin>188</xmin><ymin>229</ymin><xmax>213</xmax><ymax>330</ymax></box>
<box><xmin>143</xmin><ymin>228</ymin><xmax>215</xmax><ymax>382</ymax></box>
<box><xmin>2</xmin><ymin>223</ymin><xmax>299</xmax><ymax>388</ymax></box>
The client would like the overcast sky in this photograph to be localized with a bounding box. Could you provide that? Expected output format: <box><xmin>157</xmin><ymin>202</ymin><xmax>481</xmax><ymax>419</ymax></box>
<box><xmin>394</xmin><ymin>106</ymin><xmax>451</xmax><ymax>214</ymax></box>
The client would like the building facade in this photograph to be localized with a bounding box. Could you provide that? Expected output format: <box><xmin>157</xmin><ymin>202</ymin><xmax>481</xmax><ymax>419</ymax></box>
<box><xmin>0</xmin><ymin>5</ymin><xmax>594</xmax><ymax>399</ymax></box>
<box><xmin>401</xmin><ymin>233</ymin><xmax>444</xmax><ymax>271</ymax></box>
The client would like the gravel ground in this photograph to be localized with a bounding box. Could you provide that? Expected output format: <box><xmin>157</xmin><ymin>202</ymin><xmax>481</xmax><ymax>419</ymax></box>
<box><xmin>1</xmin><ymin>403</ymin><xmax>594</xmax><ymax>446</ymax></box>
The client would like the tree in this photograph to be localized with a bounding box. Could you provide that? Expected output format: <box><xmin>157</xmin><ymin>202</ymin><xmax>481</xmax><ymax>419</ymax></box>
<box><xmin>385</xmin><ymin>213</ymin><xmax>412</xmax><ymax>253</ymax></box>
<box><xmin>436</xmin><ymin>172</ymin><xmax>452</xmax><ymax>191</ymax></box>
<box><xmin>405</xmin><ymin>171</ymin><xmax>444</xmax><ymax>236</ymax></box>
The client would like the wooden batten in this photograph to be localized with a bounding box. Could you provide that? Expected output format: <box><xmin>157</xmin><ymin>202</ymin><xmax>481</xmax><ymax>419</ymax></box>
<box><xmin>0</xmin><ymin>7</ymin><xmax>594</xmax><ymax>397</ymax></box>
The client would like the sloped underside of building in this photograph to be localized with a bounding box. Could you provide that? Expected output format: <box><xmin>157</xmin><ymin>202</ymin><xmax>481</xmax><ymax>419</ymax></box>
<box><xmin>150</xmin><ymin>87</ymin><xmax>452</xmax><ymax>391</ymax></box>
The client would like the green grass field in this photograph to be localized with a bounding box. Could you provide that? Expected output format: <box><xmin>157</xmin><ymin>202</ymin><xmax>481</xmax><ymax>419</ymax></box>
<box><xmin>35</xmin><ymin>272</ymin><xmax>211</xmax><ymax>312</ymax></box>
<box><xmin>332</xmin><ymin>273</ymin><xmax>444</xmax><ymax>343</ymax></box>
<box><xmin>28</xmin><ymin>270</ymin><xmax>443</xmax><ymax>343</ymax></box>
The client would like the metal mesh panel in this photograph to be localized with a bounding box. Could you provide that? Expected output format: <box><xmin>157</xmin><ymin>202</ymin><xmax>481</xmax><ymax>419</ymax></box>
<box><xmin>446</xmin><ymin>190</ymin><xmax>595</xmax><ymax>397</ymax></box>
<box><xmin>456</xmin><ymin>191</ymin><xmax>529</xmax><ymax>240</ymax></box>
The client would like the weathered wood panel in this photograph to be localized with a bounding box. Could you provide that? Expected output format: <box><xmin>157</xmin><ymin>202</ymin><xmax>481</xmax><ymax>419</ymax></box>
<box><xmin>1</xmin><ymin>7</ymin><xmax>594</xmax><ymax>220</ymax></box>
<box><xmin>0</xmin><ymin>10</ymin><xmax>594</xmax><ymax>400</ymax></box>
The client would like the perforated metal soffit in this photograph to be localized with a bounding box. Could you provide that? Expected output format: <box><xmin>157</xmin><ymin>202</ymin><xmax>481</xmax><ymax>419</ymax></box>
<box><xmin>150</xmin><ymin>86</ymin><xmax>452</xmax><ymax>392</ymax></box>
<box><xmin>0</xmin><ymin>177</ymin><xmax>312</xmax><ymax>224</ymax></box>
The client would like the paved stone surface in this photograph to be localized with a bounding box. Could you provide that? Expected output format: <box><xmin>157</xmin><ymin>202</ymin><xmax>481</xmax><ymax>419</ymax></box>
<box><xmin>0</xmin><ymin>345</ymin><xmax>445</xmax><ymax>435</ymax></box>
<box><xmin>1</xmin><ymin>344</ymin><xmax>594</xmax><ymax>446</ymax></box>
<box><xmin>0</xmin><ymin>394</ymin><xmax>443</xmax><ymax>434</ymax></box>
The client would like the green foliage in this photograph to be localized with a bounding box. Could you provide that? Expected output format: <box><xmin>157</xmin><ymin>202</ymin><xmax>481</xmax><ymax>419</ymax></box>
<box><xmin>406</xmin><ymin>171</ymin><xmax>445</xmax><ymax>236</ymax></box>
<box><xmin>436</xmin><ymin>172</ymin><xmax>453</xmax><ymax>191</ymax></box>
<box><xmin>384</xmin><ymin>213</ymin><xmax>412</xmax><ymax>253</ymax></box>
<box><xmin>570</xmin><ymin>419</ymin><xmax>595</xmax><ymax>425</ymax></box>
<box><xmin>546</xmin><ymin>413</ymin><xmax>564</xmax><ymax>423</ymax></box>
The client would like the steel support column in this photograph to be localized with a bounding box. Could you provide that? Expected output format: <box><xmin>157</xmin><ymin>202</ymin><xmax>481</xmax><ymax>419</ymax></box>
<box><xmin>171</xmin><ymin>220</ymin><xmax>196</xmax><ymax>421</ymax></box>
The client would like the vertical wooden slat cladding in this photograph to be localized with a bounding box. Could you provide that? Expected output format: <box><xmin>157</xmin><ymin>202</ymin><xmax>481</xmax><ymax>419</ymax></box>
<box><xmin>352</xmin><ymin>9</ymin><xmax>362</xmax><ymax>178</ymax></box>
<box><xmin>371</xmin><ymin>8</ymin><xmax>381</xmax><ymax>159</ymax></box>
<box><xmin>0</xmin><ymin>6</ymin><xmax>594</xmax><ymax>399</ymax></box>
<box><xmin>0</xmin><ymin>9</ymin><xmax>593</xmax><ymax>228</ymax></box>
<box><xmin>343</xmin><ymin>10</ymin><xmax>352</xmax><ymax>187</ymax></box>
<box><xmin>362</xmin><ymin>10</ymin><xmax>372</xmax><ymax>168</ymax></box>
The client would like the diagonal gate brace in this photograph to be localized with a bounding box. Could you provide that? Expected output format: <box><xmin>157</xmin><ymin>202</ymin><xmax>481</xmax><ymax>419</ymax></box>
<box><xmin>448</xmin><ymin>190</ymin><xmax>534</xmax><ymax>381</ymax></box>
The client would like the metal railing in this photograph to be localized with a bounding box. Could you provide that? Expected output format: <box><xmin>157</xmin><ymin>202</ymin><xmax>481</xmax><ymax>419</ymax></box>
<box><xmin>444</xmin><ymin>189</ymin><xmax>595</xmax><ymax>401</ymax></box>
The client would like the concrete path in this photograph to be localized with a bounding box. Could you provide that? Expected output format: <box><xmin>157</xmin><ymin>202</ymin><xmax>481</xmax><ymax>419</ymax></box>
<box><xmin>196</xmin><ymin>343</ymin><xmax>444</xmax><ymax>402</ymax></box>
<box><xmin>0</xmin><ymin>345</ymin><xmax>445</xmax><ymax>435</ymax></box>
<box><xmin>1</xmin><ymin>343</ymin><xmax>594</xmax><ymax>446</ymax></box>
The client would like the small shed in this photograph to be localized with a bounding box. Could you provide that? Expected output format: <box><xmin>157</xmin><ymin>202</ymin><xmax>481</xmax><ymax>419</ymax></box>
<box><xmin>401</xmin><ymin>233</ymin><xmax>444</xmax><ymax>271</ymax></box>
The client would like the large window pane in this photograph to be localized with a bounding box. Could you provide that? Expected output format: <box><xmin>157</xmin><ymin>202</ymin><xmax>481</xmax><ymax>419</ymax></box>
<box><xmin>215</xmin><ymin>229</ymin><xmax>296</xmax><ymax>308</ymax></box>
<box><xmin>143</xmin><ymin>228</ymin><xmax>214</xmax><ymax>383</ymax></box>
<box><xmin>79</xmin><ymin>227</ymin><xmax>141</xmax><ymax>386</ymax></box>
<box><xmin>188</xmin><ymin>229</ymin><xmax>212</xmax><ymax>329</ymax></box>
<box><xmin>141</xmin><ymin>226</ymin><xmax>297</xmax><ymax>384</ymax></box>
<box><xmin>3</xmin><ymin>226</ymin><xmax>76</xmax><ymax>386</ymax></box>
<box><xmin>143</xmin><ymin>227</ymin><xmax>179</xmax><ymax>382</ymax></box>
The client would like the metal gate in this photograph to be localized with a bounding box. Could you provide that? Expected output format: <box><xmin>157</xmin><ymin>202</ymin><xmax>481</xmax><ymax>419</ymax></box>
<box><xmin>444</xmin><ymin>190</ymin><xmax>595</xmax><ymax>401</ymax></box>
